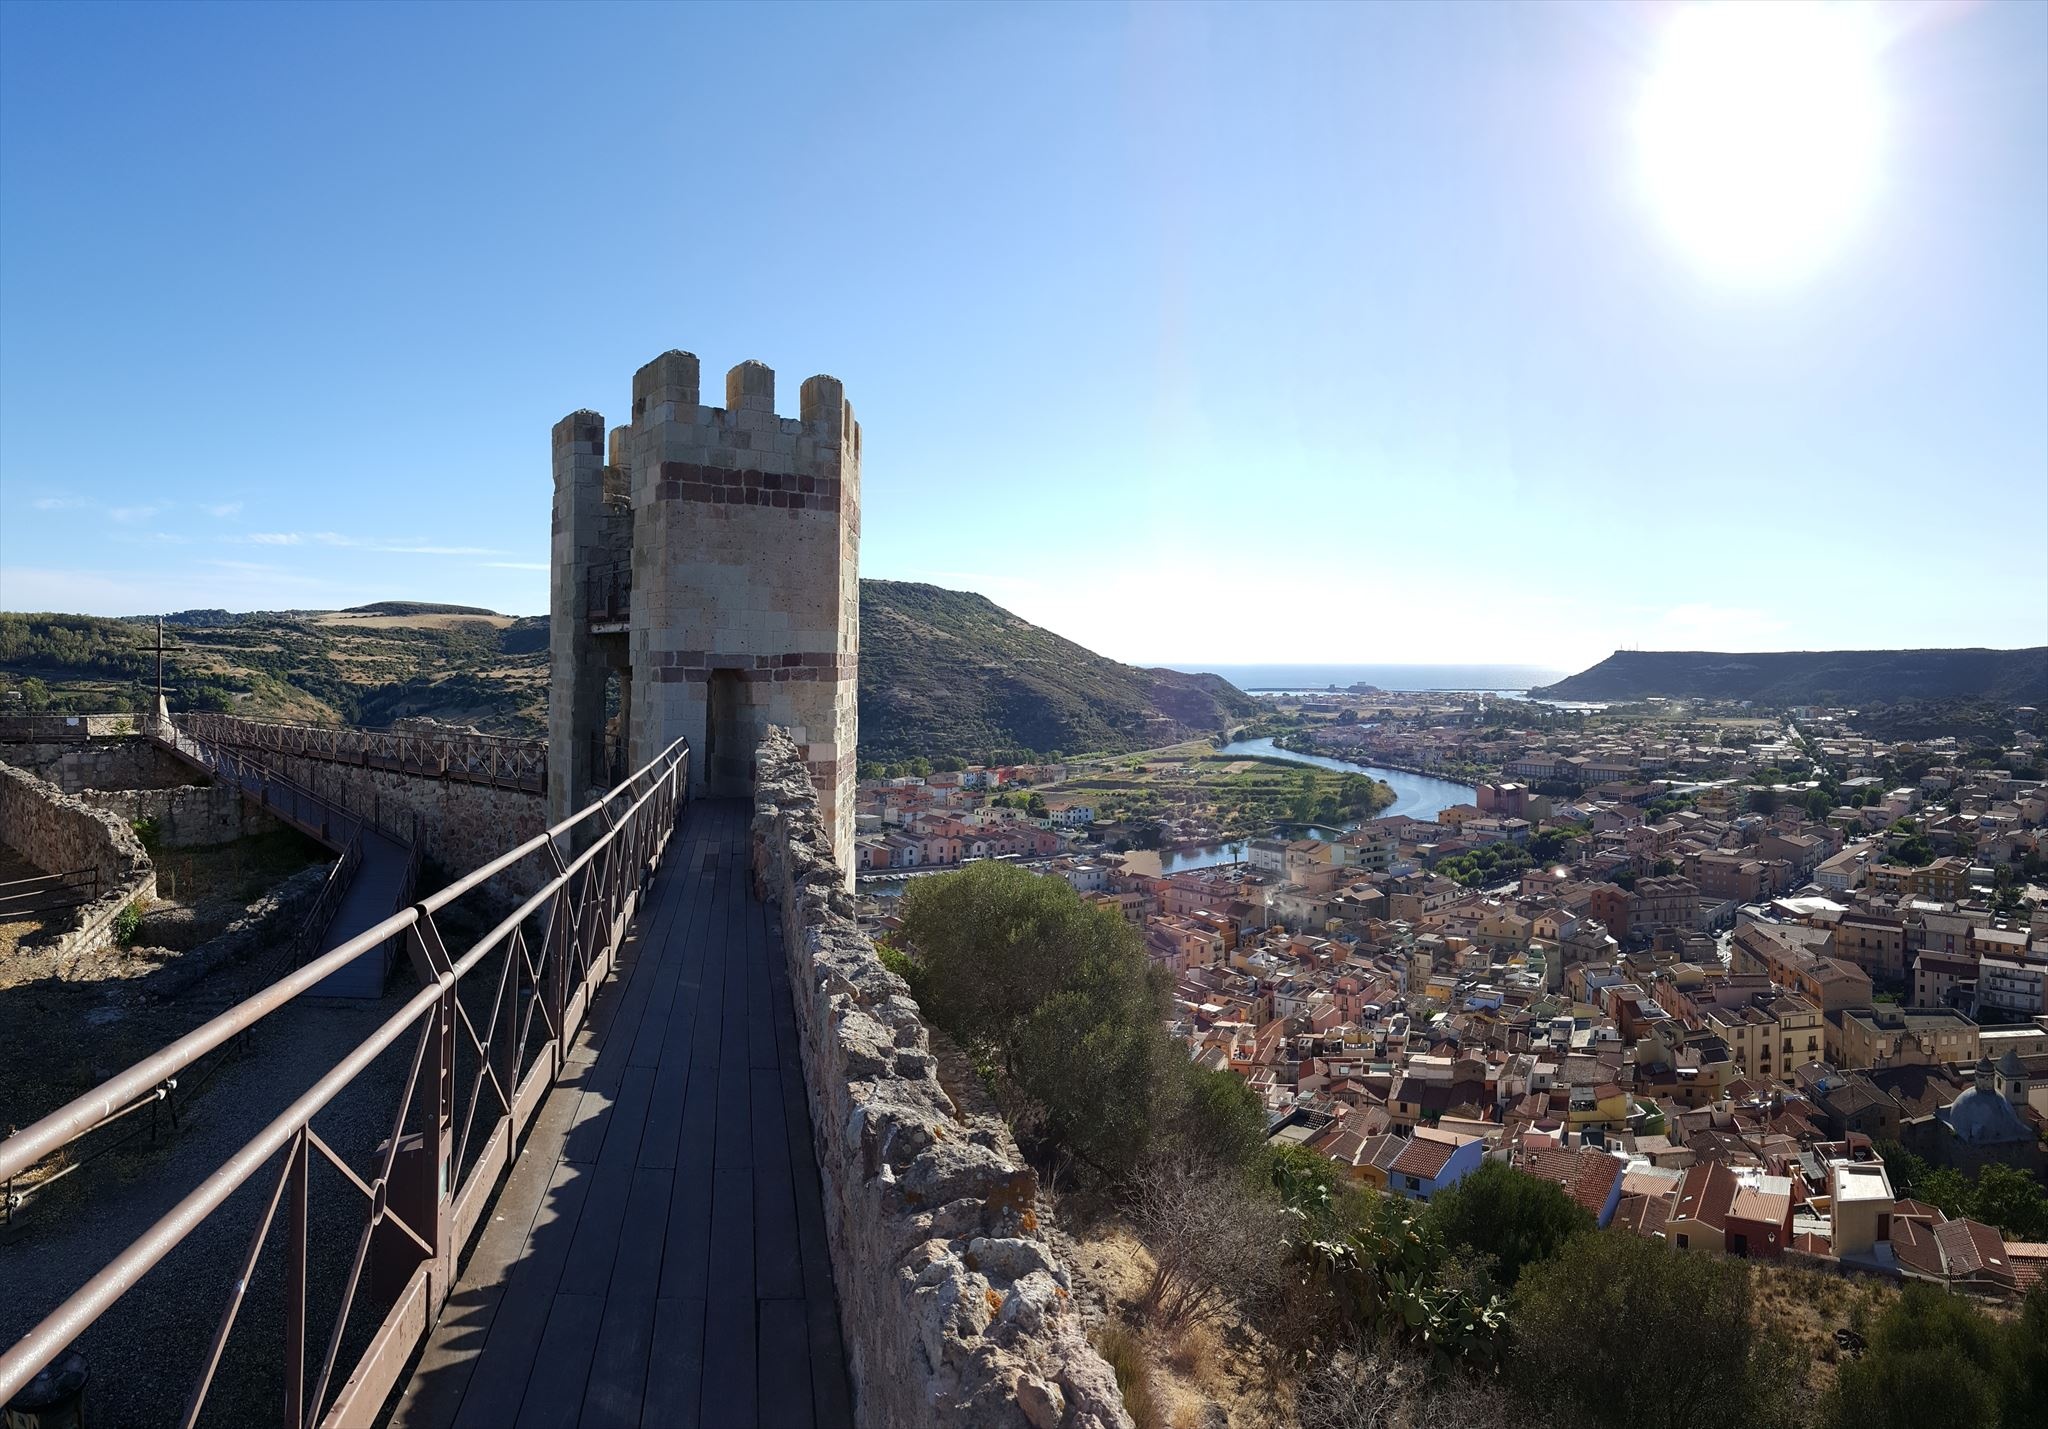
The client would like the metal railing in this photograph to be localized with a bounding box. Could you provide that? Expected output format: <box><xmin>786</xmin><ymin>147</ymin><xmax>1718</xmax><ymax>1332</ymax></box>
<box><xmin>155</xmin><ymin>723</ymin><xmax>370</xmax><ymax>852</ymax></box>
<box><xmin>288</xmin><ymin>833</ymin><xmax>362</xmax><ymax>969</ymax></box>
<box><xmin>0</xmin><ymin>737</ymin><xmax>690</xmax><ymax>1427</ymax></box>
<box><xmin>0</xmin><ymin>867</ymin><xmax>100</xmax><ymax>920</ymax></box>
<box><xmin>586</xmin><ymin>560</ymin><xmax>630</xmax><ymax>626</ymax></box>
<box><xmin>175</xmin><ymin>713</ymin><xmax>548</xmax><ymax>795</ymax></box>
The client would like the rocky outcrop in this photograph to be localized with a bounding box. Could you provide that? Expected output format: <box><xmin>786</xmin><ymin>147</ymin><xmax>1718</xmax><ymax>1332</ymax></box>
<box><xmin>0</xmin><ymin>761</ymin><xmax>157</xmax><ymax>958</ymax></box>
<box><xmin>753</xmin><ymin>727</ymin><xmax>1131</xmax><ymax>1429</ymax></box>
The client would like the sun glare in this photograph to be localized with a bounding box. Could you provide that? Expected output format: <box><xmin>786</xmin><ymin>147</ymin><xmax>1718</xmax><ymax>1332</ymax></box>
<box><xmin>1638</xmin><ymin>2</ymin><xmax>1886</xmax><ymax>283</ymax></box>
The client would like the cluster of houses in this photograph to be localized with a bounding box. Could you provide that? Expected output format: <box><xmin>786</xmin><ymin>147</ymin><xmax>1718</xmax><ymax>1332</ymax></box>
<box><xmin>862</xmin><ymin>712</ymin><xmax>2048</xmax><ymax>1294</ymax></box>
<box><xmin>852</xmin><ymin>763</ymin><xmax>1083</xmax><ymax>870</ymax></box>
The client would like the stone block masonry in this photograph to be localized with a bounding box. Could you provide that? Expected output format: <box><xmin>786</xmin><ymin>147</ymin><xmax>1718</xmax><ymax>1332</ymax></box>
<box><xmin>80</xmin><ymin>783</ymin><xmax>280</xmax><ymax>849</ymax></box>
<box><xmin>1</xmin><ymin>736</ymin><xmax>196</xmax><ymax>794</ymax></box>
<box><xmin>550</xmin><ymin>346</ymin><xmax>860</xmax><ymax>884</ymax></box>
<box><xmin>753</xmin><ymin>728</ymin><xmax>1130</xmax><ymax>1429</ymax></box>
<box><xmin>0</xmin><ymin>762</ymin><xmax>157</xmax><ymax>961</ymax></box>
<box><xmin>247</xmin><ymin>754</ymin><xmax>548</xmax><ymax>893</ymax></box>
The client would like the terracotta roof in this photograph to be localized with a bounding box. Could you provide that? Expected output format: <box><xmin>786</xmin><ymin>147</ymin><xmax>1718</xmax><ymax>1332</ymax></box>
<box><xmin>1934</xmin><ymin>1219</ymin><xmax>2014</xmax><ymax>1285</ymax></box>
<box><xmin>1613</xmin><ymin>1191</ymin><xmax>1672</xmax><ymax>1237</ymax></box>
<box><xmin>2005</xmin><ymin>1242</ymin><xmax>2048</xmax><ymax>1294</ymax></box>
<box><xmin>1728</xmin><ymin>1184</ymin><xmax>1791</xmax><ymax>1227</ymax></box>
<box><xmin>1672</xmin><ymin>1161</ymin><xmax>1738</xmax><ymax>1231</ymax></box>
<box><xmin>1389</xmin><ymin>1135</ymin><xmax>1462</xmax><ymax>1181</ymax></box>
<box><xmin>1521</xmin><ymin>1147</ymin><xmax>1625</xmax><ymax>1219</ymax></box>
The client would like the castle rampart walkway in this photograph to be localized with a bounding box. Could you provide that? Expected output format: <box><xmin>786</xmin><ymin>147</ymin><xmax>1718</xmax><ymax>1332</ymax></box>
<box><xmin>389</xmin><ymin>797</ymin><xmax>851</xmax><ymax>1428</ymax></box>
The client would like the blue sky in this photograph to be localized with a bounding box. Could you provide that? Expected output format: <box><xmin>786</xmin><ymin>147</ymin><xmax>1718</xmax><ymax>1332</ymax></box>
<box><xmin>1</xmin><ymin>1</ymin><xmax>2043</xmax><ymax>672</ymax></box>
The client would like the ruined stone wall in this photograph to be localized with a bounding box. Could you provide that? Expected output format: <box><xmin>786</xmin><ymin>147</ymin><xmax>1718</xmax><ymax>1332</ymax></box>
<box><xmin>254</xmin><ymin>754</ymin><xmax>549</xmax><ymax>890</ymax></box>
<box><xmin>752</xmin><ymin>728</ymin><xmax>1129</xmax><ymax>1429</ymax></box>
<box><xmin>0</xmin><ymin>762</ymin><xmax>157</xmax><ymax>958</ymax></box>
<box><xmin>1</xmin><ymin>736</ymin><xmax>194</xmax><ymax>793</ymax></box>
<box><xmin>79</xmin><ymin>783</ymin><xmax>280</xmax><ymax>849</ymax></box>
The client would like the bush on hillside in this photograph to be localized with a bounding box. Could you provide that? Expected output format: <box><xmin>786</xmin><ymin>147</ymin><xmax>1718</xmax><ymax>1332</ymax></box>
<box><xmin>1821</xmin><ymin>1282</ymin><xmax>2047</xmax><ymax>1429</ymax></box>
<box><xmin>1510</xmin><ymin>1232</ymin><xmax>1801</xmax><ymax>1429</ymax></box>
<box><xmin>1421</xmin><ymin>1159</ymin><xmax>1592</xmax><ymax>1289</ymax></box>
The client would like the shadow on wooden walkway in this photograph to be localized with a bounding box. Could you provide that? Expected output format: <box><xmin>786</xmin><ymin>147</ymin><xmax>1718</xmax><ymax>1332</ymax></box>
<box><xmin>390</xmin><ymin>799</ymin><xmax>852</xmax><ymax>1429</ymax></box>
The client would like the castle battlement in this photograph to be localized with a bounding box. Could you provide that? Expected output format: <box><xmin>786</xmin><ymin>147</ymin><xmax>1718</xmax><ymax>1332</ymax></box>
<box><xmin>549</xmin><ymin>347</ymin><xmax>859</xmax><ymax>882</ymax></box>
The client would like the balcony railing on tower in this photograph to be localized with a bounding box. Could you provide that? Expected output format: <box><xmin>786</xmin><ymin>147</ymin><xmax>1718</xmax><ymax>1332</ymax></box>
<box><xmin>586</xmin><ymin>561</ymin><xmax>630</xmax><ymax>629</ymax></box>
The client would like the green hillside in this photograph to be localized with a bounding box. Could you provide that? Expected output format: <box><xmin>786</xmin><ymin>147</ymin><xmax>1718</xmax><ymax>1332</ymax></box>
<box><xmin>1533</xmin><ymin>647</ymin><xmax>2048</xmax><ymax>706</ymax></box>
<box><xmin>0</xmin><ymin>581</ymin><xmax>1254</xmax><ymax>761</ymax></box>
<box><xmin>857</xmin><ymin>580</ymin><xmax>1255</xmax><ymax>761</ymax></box>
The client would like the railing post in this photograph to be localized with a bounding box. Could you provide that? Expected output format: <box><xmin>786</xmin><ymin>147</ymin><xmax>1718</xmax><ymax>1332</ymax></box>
<box><xmin>284</xmin><ymin>1129</ymin><xmax>309</xmax><ymax>1429</ymax></box>
<box><xmin>430</xmin><ymin>979</ymin><xmax>454</xmax><ymax>1317</ymax></box>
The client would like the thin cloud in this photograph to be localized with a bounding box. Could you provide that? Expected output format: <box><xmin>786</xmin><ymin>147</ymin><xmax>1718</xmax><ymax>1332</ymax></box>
<box><xmin>108</xmin><ymin>502</ymin><xmax>171</xmax><ymax>524</ymax></box>
<box><xmin>204</xmin><ymin>501</ymin><xmax>244</xmax><ymax>519</ymax></box>
<box><xmin>33</xmin><ymin>496</ymin><xmax>89</xmax><ymax>511</ymax></box>
<box><xmin>308</xmin><ymin>532</ymin><xmax>503</xmax><ymax>556</ymax></box>
<box><xmin>479</xmin><ymin>561</ymin><xmax>549</xmax><ymax>571</ymax></box>
<box><xmin>247</xmin><ymin>532</ymin><xmax>305</xmax><ymax>545</ymax></box>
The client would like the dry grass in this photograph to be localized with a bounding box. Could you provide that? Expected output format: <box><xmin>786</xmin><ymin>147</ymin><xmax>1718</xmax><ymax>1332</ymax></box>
<box><xmin>1076</xmin><ymin>1223</ymin><xmax>1288</xmax><ymax>1429</ymax></box>
<box><xmin>309</xmin><ymin>612</ymin><xmax>513</xmax><ymax>631</ymax></box>
<box><xmin>1098</xmin><ymin>1323</ymin><xmax>1165</xmax><ymax>1429</ymax></box>
<box><xmin>1751</xmin><ymin>1262</ymin><xmax>1898</xmax><ymax>1399</ymax></box>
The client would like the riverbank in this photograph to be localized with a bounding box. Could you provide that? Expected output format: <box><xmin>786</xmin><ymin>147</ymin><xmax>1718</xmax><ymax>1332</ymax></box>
<box><xmin>1213</xmin><ymin>737</ymin><xmax>1477</xmax><ymax>822</ymax></box>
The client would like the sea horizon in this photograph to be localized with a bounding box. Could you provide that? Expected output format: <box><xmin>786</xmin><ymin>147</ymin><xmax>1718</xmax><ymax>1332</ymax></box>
<box><xmin>1178</xmin><ymin>662</ymin><xmax>1573</xmax><ymax>693</ymax></box>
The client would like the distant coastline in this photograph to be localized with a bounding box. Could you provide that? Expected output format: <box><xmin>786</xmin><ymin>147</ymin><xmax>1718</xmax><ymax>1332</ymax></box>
<box><xmin>1192</xmin><ymin>663</ymin><xmax>1570</xmax><ymax>693</ymax></box>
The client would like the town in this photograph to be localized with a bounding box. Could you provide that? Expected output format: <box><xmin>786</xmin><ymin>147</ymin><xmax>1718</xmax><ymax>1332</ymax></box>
<box><xmin>857</xmin><ymin>690</ymin><xmax>2048</xmax><ymax>1298</ymax></box>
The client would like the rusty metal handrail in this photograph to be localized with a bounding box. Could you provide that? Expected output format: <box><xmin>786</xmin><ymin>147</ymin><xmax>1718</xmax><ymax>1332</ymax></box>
<box><xmin>156</xmin><ymin>724</ymin><xmax>370</xmax><ymax>854</ymax></box>
<box><xmin>177</xmin><ymin>713</ymin><xmax>547</xmax><ymax>794</ymax></box>
<box><xmin>289</xmin><ymin>831</ymin><xmax>363</xmax><ymax>969</ymax></box>
<box><xmin>0</xmin><ymin>867</ymin><xmax>100</xmax><ymax>919</ymax></box>
<box><xmin>0</xmin><ymin>737</ymin><xmax>690</xmax><ymax>1426</ymax></box>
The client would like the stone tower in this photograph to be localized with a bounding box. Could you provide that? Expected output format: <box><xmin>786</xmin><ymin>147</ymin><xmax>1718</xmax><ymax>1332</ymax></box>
<box><xmin>549</xmin><ymin>349</ymin><xmax>860</xmax><ymax>883</ymax></box>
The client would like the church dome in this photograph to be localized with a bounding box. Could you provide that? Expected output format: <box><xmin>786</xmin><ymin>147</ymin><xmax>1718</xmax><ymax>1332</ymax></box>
<box><xmin>1940</xmin><ymin>1080</ymin><xmax>2032</xmax><ymax>1146</ymax></box>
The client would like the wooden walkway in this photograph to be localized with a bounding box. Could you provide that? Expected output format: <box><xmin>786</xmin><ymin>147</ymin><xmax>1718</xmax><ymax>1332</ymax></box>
<box><xmin>390</xmin><ymin>799</ymin><xmax>852</xmax><ymax>1429</ymax></box>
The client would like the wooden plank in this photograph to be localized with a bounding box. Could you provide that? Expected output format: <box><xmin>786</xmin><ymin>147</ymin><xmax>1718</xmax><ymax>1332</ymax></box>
<box><xmin>556</xmin><ymin>1065</ymin><xmax>656</xmax><ymax>1296</ymax></box>
<box><xmin>757</xmin><ymin>1298</ymin><xmax>815</xmax><ymax>1429</ymax></box>
<box><xmin>577</xmin><ymin>1292</ymin><xmax>655</xmax><ymax>1429</ymax></box>
<box><xmin>510</xmin><ymin>1292</ymin><xmax>604</xmax><ymax>1429</ymax></box>
<box><xmin>389</xmin><ymin>1024</ymin><xmax>597</xmax><ymax>1428</ymax></box>
<box><xmin>807</xmin><ymin>1295</ymin><xmax>855</xmax><ymax>1429</ymax></box>
<box><xmin>639</xmin><ymin>822</ymin><xmax>718</xmax><ymax>1171</ymax></box>
<box><xmin>448</xmin><ymin>1161</ymin><xmax>593</xmax><ymax>1429</ymax></box>
<box><xmin>751</xmin><ymin>1069</ymin><xmax>803</xmax><ymax>1300</ymax></box>
<box><xmin>640</xmin><ymin>1297</ymin><xmax>706</xmax><ymax>1429</ymax></box>
<box><xmin>712</xmin><ymin>843</ymin><xmax>755</xmax><ymax>1171</ymax></box>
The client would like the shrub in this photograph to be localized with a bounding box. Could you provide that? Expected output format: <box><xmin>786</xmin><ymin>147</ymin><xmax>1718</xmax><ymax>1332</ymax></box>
<box><xmin>1510</xmin><ymin>1232</ymin><xmax>1800</xmax><ymax>1429</ymax></box>
<box><xmin>1821</xmin><ymin>1282</ymin><xmax>2046</xmax><ymax>1429</ymax></box>
<box><xmin>112</xmin><ymin>899</ymin><xmax>145</xmax><ymax>945</ymax></box>
<box><xmin>898</xmin><ymin>861</ymin><xmax>1171</xmax><ymax>1176</ymax></box>
<box><xmin>131</xmin><ymin>817</ymin><xmax>162</xmax><ymax>855</ymax></box>
<box><xmin>1422</xmin><ymin>1159</ymin><xmax>1592</xmax><ymax>1289</ymax></box>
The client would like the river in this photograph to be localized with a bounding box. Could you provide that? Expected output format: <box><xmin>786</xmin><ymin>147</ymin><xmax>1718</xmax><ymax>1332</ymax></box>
<box><xmin>1140</xmin><ymin>738</ymin><xmax>1478</xmax><ymax>875</ymax></box>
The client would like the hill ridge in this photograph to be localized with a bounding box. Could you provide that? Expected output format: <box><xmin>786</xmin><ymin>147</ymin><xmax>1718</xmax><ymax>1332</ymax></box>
<box><xmin>1533</xmin><ymin>646</ymin><xmax>2048</xmax><ymax>705</ymax></box>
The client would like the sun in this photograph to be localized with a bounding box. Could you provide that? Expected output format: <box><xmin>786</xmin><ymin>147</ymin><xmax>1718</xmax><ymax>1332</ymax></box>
<box><xmin>1637</xmin><ymin>2</ymin><xmax>1886</xmax><ymax>283</ymax></box>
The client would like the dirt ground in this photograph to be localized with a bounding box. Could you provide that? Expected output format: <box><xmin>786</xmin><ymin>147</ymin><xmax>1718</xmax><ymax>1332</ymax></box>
<box><xmin>1062</xmin><ymin>1210</ymin><xmax>1291</xmax><ymax>1429</ymax></box>
<box><xmin>0</xmin><ymin>828</ymin><xmax>330</xmax><ymax>1140</ymax></box>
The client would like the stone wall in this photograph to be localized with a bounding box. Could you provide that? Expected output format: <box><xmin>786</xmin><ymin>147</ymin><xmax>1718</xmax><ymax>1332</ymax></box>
<box><xmin>250</xmin><ymin>753</ymin><xmax>549</xmax><ymax>890</ymax></box>
<box><xmin>79</xmin><ymin>783</ymin><xmax>280</xmax><ymax>849</ymax></box>
<box><xmin>752</xmin><ymin>728</ymin><xmax>1129</xmax><ymax>1429</ymax></box>
<box><xmin>0</xmin><ymin>736</ymin><xmax>195</xmax><ymax>793</ymax></box>
<box><xmin>0</xmin><ymin>762</ymin><xmax>157</xmax><ymax>958</ymax></box>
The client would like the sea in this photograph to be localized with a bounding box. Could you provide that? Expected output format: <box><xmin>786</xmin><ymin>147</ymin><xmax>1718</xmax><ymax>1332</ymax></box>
<box><xmin>1195</xmin><ymin>663</ymin><xmax>1569</xmax><ymax>695</ymax></box>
